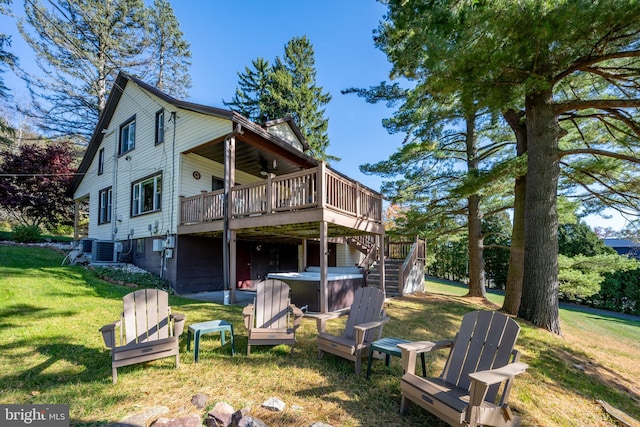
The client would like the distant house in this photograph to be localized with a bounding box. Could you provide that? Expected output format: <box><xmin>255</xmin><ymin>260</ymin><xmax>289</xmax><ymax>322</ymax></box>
<box><xmin>68</xmin><ymin>72</ymin><xmax>391</xmax><ymax>312</ymax></box>
<box><xmin>604</xmin><ymin>238</ymin><xmax>640</xmax><ymax>259</ymax></box>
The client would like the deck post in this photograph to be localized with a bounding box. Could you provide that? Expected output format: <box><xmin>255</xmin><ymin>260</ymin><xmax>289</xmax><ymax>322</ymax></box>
<box><xmin>320</xmin><ymin>221</ymin><xmax>328</xmax><ymax>313</ymax></box>
<box><xmin>223</xmin><ymin>129</ymin><xmax>237</xmax><ymax>303</ymax></box>
<box><xmin>229</xmin><ymin>229</ymin><xmax>237</xmax><ymax>304</ymax></box>
<box><xmin>355</xmin><ymin>182</ymin><xmax>361</xmax><ymax>217</ymax></box>
<box><xmin>199</xmin><ymin>190</ymin><xmax>206</xmax><ymax>223</ymax></box>
<box><xmin>301</xmin><ymin>239</ymin><xmax>308</xmax><ymax>271</ymax></box>
<box><xmin>73</xmin><ymin>199</ymin><xmax>80</xmax><ymax>241</ymax></box>
<box><xmin>318</xmin><ymin>162</ymin><xmax>326</xmax><ymax>209</ymax></box>
<box><xmin>378</xmin><ymin>232</ymin><xmax>385</xmax><ymax>296</ymax></box>
<box><xmin>266</xmin><ymin>173</ymin><xmax>274</xmax><ymax>213</ymax></box>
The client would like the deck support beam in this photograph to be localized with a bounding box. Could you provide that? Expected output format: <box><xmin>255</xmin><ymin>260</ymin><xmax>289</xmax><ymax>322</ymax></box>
<box><xmin>320</xmin><ymin>221</ymin><xmax>328</xmax><ymax>313</ymax></box>
<box><xmin>223</xmin><ymin>126</ymin><xmax>239</xmax><ymax>304</ymax></box>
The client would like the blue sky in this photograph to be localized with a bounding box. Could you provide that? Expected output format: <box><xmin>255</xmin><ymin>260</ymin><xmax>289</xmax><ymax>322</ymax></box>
<box><xmin>0</xmin><ymin>1</ymin><xmax>628</xmax><ymax>230</ymax></box>
<box><xmin>2</xmin><ymin>0</ymin><xmax>402</xmax><ymax>193</ymax></box>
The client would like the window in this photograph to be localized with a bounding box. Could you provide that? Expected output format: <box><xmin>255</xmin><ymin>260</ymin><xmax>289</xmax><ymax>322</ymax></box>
<box><xmin>212</xmin><ymin>176</ymin><xmax>224</xmax><ymax>191</ymax></box>
<box><xmin>132</xmin><ymin>173</ymin><xmax>162</xmax><ymax>216</ymax></box>
<box><xmin>155</xmin><ymin>109</ymin><xmax>165</xmax><ymax>145</ymax></box>
<box><xmin>98</xmin><ymin>187</ymin><xmax>112</xmax><ymax>224</ymax></box>
<box><xmin>119</xmin><ymin>116</ymin><xmax>136</xmax><ymax>155</ymax></box>
<box><xmin>98</xmin><ymin>148</ymin><xmax>105</xmax><ymax>175</ymax></box>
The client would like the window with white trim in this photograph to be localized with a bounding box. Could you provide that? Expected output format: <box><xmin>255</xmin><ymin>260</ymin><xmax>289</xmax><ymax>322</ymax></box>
<box><xmin>132</xmin><ymin>173</ymin><xmax>162</xmax><ymax>216</ymax></box>
<box><xmin>98</xmin><ymin>187</ymin><xmax>112</xmax><ymax>224</ymax></box>
<box><xmin>98</xmin><ymin>148</ymin><xmax>105</xmax><ymax>175</ymax></box>
<box><xmin>119</xmin><ymin>116</ymin><xmax>136</xmax><ymax>155</ymax></box>
<box><xmin>155</xmin><ymin>109</ymin><xmax>165</xmax><ymax>145</ymax></box>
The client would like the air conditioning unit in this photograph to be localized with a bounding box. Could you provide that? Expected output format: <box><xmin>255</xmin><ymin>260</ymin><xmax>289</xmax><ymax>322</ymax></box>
<box><xmin>91</xmin><ymin>240</ymin><xmax>122</xmax><ymax>264</ymax></box>
<box><xmin>79</xmin><ymin>238</ymin><xmax>95</xmax><ymax>254</ymax></box>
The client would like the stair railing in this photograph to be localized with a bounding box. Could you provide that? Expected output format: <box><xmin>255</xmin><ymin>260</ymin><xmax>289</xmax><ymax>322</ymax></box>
<box><xmin>398</xmin><ymin>238</ymin><xmax>426</xmax><ymax>296</ymax></box>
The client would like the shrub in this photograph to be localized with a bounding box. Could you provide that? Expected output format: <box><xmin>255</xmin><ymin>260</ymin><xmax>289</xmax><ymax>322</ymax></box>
<box><xmin>91</xmin><ymin>266</ymin><xmax>171</xmax><ymax>291</ymax></box>
<box><xmin>12</xmin><ymin>225</ymin><xmax>42</xmax><ymax>243</ymax></box>
<box><xmin>595</xmin><ymin>268</ymin><xmax>640</xmax><ymax>315</ymax></box>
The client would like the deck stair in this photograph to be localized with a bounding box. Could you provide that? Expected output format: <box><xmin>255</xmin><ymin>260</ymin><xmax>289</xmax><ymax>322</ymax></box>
<box><xmin>367</xmin><ymin>260</ymin><xmax>402</xmax><ymax>297</ymax></box>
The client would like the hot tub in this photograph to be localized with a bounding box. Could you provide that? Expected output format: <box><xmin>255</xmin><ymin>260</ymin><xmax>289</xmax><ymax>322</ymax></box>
<box><xmin>267</xmin><ymin>267</ymin><xmax>365</xmax><ymax>313</ymax></box>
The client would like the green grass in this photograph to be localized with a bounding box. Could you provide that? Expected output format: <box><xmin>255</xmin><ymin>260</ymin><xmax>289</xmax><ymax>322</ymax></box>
<box><xmin>1</xmin><ymin>245</ymin><xmax>639</xmax><ymax>426</ymax></box>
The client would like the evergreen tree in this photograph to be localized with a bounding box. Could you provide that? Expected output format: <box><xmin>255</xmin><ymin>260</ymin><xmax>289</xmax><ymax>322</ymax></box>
<box><xmin>347</xmin><ymin>80</ymin><xmax>516</xmax><ymax>298</ymax></box>
<box><xmin>0</xmin><ymin>0</ymin><xmax>17</xmax><ymax>145</ymax></box>
<box><xmin>224</xmin><ymin>57</ymin><xmax>273</xmax><ymax>124</ymax></box>
<box><xmin>17</xmin><ymin>0</ymin><xmax>191</xmax><ymax>141</ymax></box>
<box><xmin>274</xmin><ymin>36</ymin><xmax>332</xmax><ymax>160</ymax></box>
<box><xmin>376</xmin><ymin>0</ymin><xmax>640</xmax><ymax>334</ymax></box>
<box><xmin>225</xmin><ymin>36</ymin><xmax>333</xmax><ymax>161</ymax></box>
<box><xmin>147</xmin><ymin>0</ymin><xmax>191</xmax><ymax>98</ymax></box>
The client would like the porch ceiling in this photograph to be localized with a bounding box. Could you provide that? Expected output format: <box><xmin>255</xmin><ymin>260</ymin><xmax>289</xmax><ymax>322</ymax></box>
<box><xmin>186</xmin><ymin>132</ymin><xmax>317</xmax><ymax>179</ymax></box>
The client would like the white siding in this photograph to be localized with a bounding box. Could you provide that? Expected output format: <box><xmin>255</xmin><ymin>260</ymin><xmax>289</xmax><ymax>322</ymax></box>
<box><xmin>336</xmin><ymin>244</ymin><xmax>364</xmax><ymax>267</ymax></box>
<box><xmin>74</xmin><ymin>82</ymin><xmax>243</xmax><ymax>241</ymax></box>
<box><xmin>267</xmin><ymin>123</ymin><xmax>303</xmax><ymax>151</ymax></box>
<box><xmin>181</xmin><ymin>153</ymin><xmax>261</xmax><ymax>197</ymax></box>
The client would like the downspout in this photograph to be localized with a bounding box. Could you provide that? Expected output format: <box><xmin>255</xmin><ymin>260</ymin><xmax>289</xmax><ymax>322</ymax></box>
<box><xmin>223</xmin><ymin>123</ymin><xmax>243</xmax><ymax>304</ymax></box>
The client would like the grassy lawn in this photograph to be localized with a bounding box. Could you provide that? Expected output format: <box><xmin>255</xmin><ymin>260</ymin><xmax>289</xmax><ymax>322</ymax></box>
<box><xmin>1</xmin><ymin>245</ymin><xmax>638</xmax><ymax>426</ymax></box>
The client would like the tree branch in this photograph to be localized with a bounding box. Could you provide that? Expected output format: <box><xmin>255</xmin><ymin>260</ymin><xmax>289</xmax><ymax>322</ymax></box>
<box><xmin>559</xmin><ymin>147</ymin><xmax>640</xmax><ymax>164</ymax></box>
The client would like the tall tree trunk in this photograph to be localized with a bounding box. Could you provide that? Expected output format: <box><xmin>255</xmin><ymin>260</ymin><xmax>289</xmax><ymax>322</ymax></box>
<box><xmin>502</xmin><ymin>109</ymin><xmax>527</xmax><ymax>314</ymax></box>
<box><xmin>465</xmin><ymin>113</ymin><xmax>486</xmax><ymax>297</ymax></box>
<box><xmin>503</xmin><ymin>176</ymin><xmax>525</xmax><ymax>313</ymax></box>
<box><xmin>518</xmin><ymin>89</ymin><xmax>562</xmax><ymax>334</ymax></box>
<box><xmin>467</xmin><ymin>193</ymin><xmax>486</xmax><ymax>297</ymax></box>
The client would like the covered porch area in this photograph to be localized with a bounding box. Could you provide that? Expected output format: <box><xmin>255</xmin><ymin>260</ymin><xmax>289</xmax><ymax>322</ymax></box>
<box><xmin>177</xmin><ymin>163</ymin><xmax>385</xmax><ymax>313</ymax></box>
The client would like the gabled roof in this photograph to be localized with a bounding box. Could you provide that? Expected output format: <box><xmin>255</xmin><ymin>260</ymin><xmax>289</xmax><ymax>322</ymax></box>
<box><xmin>263</xmin><ymin>116</ymin><xmax>308</xmax><ymax>149</ymax></box>
<box><xmin>69</xmin><ymin>72</ymin><xmax>313</xmax><ymax>195</ymax></box>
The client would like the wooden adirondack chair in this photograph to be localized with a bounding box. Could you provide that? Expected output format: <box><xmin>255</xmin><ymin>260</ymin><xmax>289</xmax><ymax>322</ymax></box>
<box><xmin>242</xmin><ymin>279</ymin><xmax>304</xmax><ymax>355</ymax></box>
<box><xmin>316</xmin><ymin>286</ymin><xmax>389</xmax><ymax>374</ymax></box>
<box><xmin>399</xmin><ymin>310</ymin><xmax>528</xmax><ymax>427</ymax></box>
<box><xmin>99</xmin><ymin>288</ymin><xmax>186</xmax><ymax>384</ymax></box>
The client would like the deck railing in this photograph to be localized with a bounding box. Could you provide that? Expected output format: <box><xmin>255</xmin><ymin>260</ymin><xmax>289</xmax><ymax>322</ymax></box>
<box><xmin>179</xmin><ymin>165</ymin><xmax>382</xmax><ymax>226</ymax></box>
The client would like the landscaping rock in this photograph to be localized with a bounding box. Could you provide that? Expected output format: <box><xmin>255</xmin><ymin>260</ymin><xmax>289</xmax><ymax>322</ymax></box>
<box><xmin>109</xmin><ymin>406</ymin><xmax>170</xmax><ymax>427</ymax></box>
<box><xmin>152</xmin><ymin>414</ymin><xmax>201</xmax><ymax>427</ymax></box>
<box><xmin>310</xmin><ymin>423</ymin><xmax>334</xmax><ymax>427</ymax></box>
<box><xmin>261</xmin><ymin>397</ymin><xmax>285</xmax><ymax>412</ymax></box>
<box><xmin>206</xmin><ymin>402</ymin><xmax>235</xmax><ymax>427</ymax></box>
<box><xmin>191</xmin><ymin>393</ymin><xmax>209</xmax><ymax>409</ymax></box>
<box><xmin>234</xmin><ymin>415</ymin><xmax>267</xmax><ymax>427</ymax></box>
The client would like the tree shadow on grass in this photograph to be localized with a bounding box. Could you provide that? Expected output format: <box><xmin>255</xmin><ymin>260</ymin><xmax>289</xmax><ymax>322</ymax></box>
<box><xmin>0</xmin><ymin>338</ymin><xmax>110</xmax><ymax>392</ymax></box>
<box><xmin>0</xmin><ymin>304</ymin><xmax>77</xmax><ymax>328</ymax></box>
<box><xmin>519</xmin><ymin>330</ymin><xmax>640</xmax><ymax>420</ymax></box>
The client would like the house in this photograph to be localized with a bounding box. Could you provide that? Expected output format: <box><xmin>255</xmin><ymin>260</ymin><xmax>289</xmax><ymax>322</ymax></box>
<box><xmin>69</xmin><ymin>72</ymin><xmax>392</xmax><ymax>312</ymax></box>
<box><xmin>604</xmin><ymin>238</ymin><xmax>640</xmax><ymax>259</ymax></box>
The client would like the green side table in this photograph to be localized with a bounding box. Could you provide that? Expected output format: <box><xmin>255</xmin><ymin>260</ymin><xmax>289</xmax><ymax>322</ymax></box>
<box><xmin>187</xmin><ymin>320</ymin><xmax>235</xmax><ymax>361</ymax></box>
<box><xmin>366</xmin><ymin>336</ymin><xmax>426</xmax><ymax>379</ymax></box>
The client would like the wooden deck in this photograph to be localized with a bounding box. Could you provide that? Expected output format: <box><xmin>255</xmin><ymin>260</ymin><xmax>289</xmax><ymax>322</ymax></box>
<box><xmin>178</xmin><ymin>164</ymin><xmax>384</xmax><ymax>239</ymax></box>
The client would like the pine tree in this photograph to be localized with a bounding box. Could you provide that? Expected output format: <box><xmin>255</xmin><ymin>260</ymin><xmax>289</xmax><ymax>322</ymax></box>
<box><xmin>147</xmin><ymin>0</ymin><xmax>191</xmax><ymax>98</ymax></box>
<box><xmin>224</xmin><ymin>57</ymin><xmax>273</xmax><ymax>124</ymax></box>
<box><xmin>376</xmin><ymin>0</ymin><xmax>640</xmax><ymax>333</ymax></box>
<box><xmin>0</xmin><ymin>0</ymin><xmax>17</xmax><ymax>145</ymax></box>
<box><xmin>225</xmin><ymin>36</ymin><xmax>333</xmax><ymax>161</ymax></box>
<box><xmin>17</xmin><ymin>0</ymin><xmax>191</xmax><ymax>141</ymax></box>
<box><xmin>18</xmin><ymin>0</ymin><xmax>148</xmax><ymax>140</ymax></box>
<box><xmin>274</xmin><ymin>36</ymin><xmax>332</xmax><ymax>160</ymax></box>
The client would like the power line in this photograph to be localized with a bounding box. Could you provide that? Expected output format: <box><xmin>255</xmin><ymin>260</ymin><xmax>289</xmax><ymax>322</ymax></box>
<box><xmin>0</xmin><ymin>173</ymin><xmax>83</xmax><ymax>177</ymax></box>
